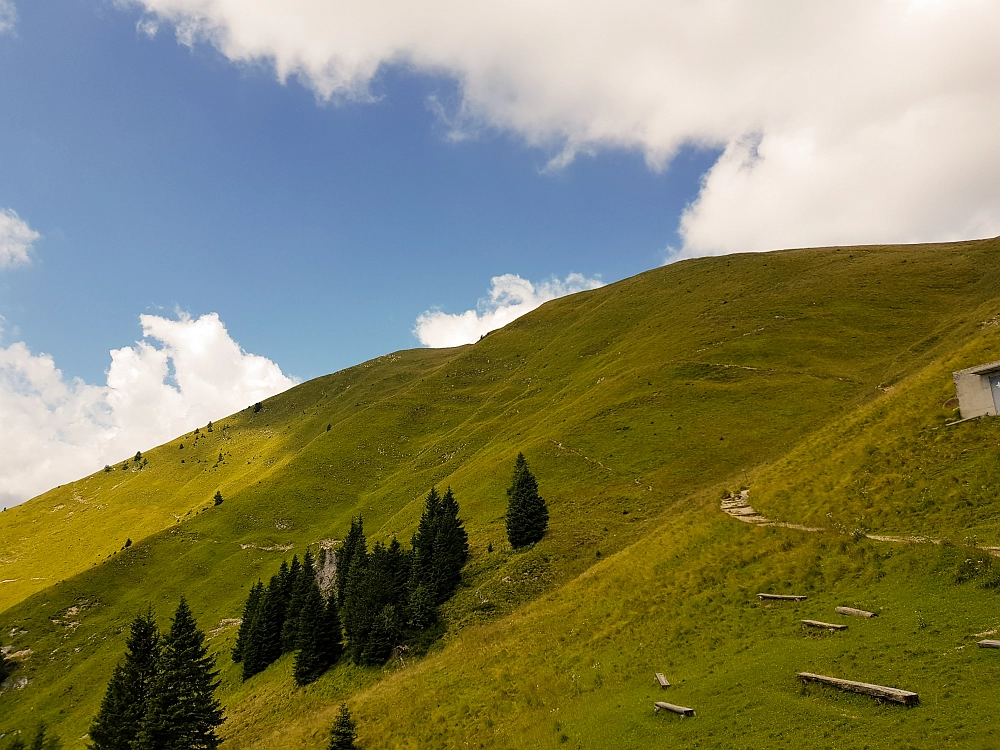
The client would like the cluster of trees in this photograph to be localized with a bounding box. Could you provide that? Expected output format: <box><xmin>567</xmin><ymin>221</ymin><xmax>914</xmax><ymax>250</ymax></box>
<box><xmin>232</xmin><ymin>549</ymin><xmax>343</xmax><ymax>686</ymax></box>
<box><xmin>233</xmin><ymin>485</ymin><xmax>469</xmax><ymax>685</ymax></box>
<box><xmin>340</xmin><ymin>487</ymin><xmax>468</xmax><ymax>665</ymax></box>
<box><xmin>505</xmin><ymin>453</ymin><xmax>548</xmax><ymax>549</ymax></box>
<box><xmin>89</xmin><ymin>599</ymin><xmax>223</xmax><ymax>750</ymax></box>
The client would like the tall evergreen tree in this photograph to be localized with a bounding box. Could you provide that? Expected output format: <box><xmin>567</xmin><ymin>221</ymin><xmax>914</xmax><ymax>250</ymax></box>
<box><xmin>410</xmin><ymin>487</ymin><xmax>468</xmax><ymax>606</ymax></box>
<box><xmin>337</xmin><ymin>516</ymin><xmax>366</xmax><ymax>609</ymax></box>
<box><xmin>505</xmin><ymin>453</ymin><xmax>548</xmax><ymax>549</ymax></box>
<box><xmin>90</xmin><ymin>609</ymin><xmax>160</xmax><ymax>750</ymax></box>
<box><xmin>410</xmin><ymin>488</ymin><xmax>441</xmax><ymax>590</ymax></box>
<box><xmin>431</xmin><ymin>488</ymin><xmax>468</xmax><ymax>602</ymax></box>
<box><xmin>137</xmin><ymin>598</ymin><xmax>224</xmax><ymax>750</ymax></box>
<box><xmin>281</xmin><ymin>553</ymin><xmax>311</xmax><ymax>653</ymax></box>
<box><xmin>292</xmin><ymin>577</ymin><xmax>343</xmax><ymax>685</ymax></box>
<box><xmin>327</xmin><ymin>704</ymin><xmax>358</xmax><ymax>750</ymax></box>
<box><xmin>231</xmin><ymin>581</ymin><xmax>264</xmax><ymax>663</ymax></box>
<box><xmin>258</xmin><ymin>572</ymin><xmax>288</xmax><ymax>667</ymax></box>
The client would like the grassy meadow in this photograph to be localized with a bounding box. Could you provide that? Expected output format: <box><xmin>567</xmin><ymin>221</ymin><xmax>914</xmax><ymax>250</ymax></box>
<box><xmin>2</xmin><ymin>238</ymin><xmax>1000</xmax><ymax>748</ymax></box>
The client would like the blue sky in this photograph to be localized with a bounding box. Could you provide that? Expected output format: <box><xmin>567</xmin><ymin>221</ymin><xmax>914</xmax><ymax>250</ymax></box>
<box><xmin>1</xmin><ymin>0</ymin><xmax>997</xmax><ymax>504</ymax></box>
<box><xmin>0</xmin><ymin>0</ymin><xmax>714</xmax><ymax>385</ymax></box>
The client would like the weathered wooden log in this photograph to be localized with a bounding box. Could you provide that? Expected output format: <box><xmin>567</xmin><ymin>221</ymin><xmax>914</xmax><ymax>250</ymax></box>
<box><xmin>758</xmin><ymin>593</ymin><xmax>807</xmax><ymax>601</ymax></box>
<box><xmin>655</xmin><ymin>672</ymin><xmax>670</xmax><ymax>688</ymax></box>
<box><xmin>836</xmin><ymin>606</ymin><xmax>877</xmax><ymax>618</ymax></box>
<box><xmin>797</xmin><ymin>672</ymin><xmax>918</xmax><ymax>706</ymax></box>
<box><xmin>802</xmin><ymin>620</ymin><xmax>848</xmax><ymax>631</ymax></box>
<box><xmin>978</xmin><ymin>639</ymin><xmax>1000</xmax><ymax>649</ymax></box>
<box><xmin>653</xmin><ymin>701</ymin><xmax>695</xmax><ymax>717</ymax></box>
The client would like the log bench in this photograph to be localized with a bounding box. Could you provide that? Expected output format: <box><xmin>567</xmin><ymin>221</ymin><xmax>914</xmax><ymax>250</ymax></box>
<box><xmin>835</xmin><ymin>606</ymin><xmax>877</xmax><ymax>618</ymax></box>
<box><xmin>757</xmin><ymin>593</ymin><xmax>807</xmax><ymax>601</ymax></box>
<box><xmin>978</xmin><ymin>639</ymin><xmax>1000</xmax><ymax>649</ymax></box>
<box><xmin>797</xmin><ymin>672</ymin><xmax>918</xmax><ymax>706</ymax></box>
<box><xmin>802</xmin><ymin>620</ymin><xmax>848</xmax><ymax>631</ymax></box>
<box><xmin>653</xmin><ymin>701</ymin><xmax>695</xmax><ymax>717</ymax></box>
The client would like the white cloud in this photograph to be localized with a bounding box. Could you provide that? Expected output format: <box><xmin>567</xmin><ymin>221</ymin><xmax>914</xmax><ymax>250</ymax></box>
<box><xmin>121</xmin><ymin>0</ymin><xmax>1000</xmax><ymax>255</ymax></box>
<box><xmin>0</xmin><ymin>313</ymin><xmax>297</xmax><ymax>506</ymax></box>
<box><xmin>0</xmin><ymin>209</ymin><xmax>39</xmax><ymax>268</ymax></box>
<box><xmin>414</xmin><ymin>273</ymin><xmax>602</xmax><ymax>348</ymax></box>
<box><xmin>0</xmin><ymin>0</ymin><xmax>16</xmax><ymax>36</ymax></box>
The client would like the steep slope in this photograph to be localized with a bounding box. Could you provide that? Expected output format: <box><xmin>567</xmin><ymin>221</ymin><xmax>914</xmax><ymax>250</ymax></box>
<box><xmin>2</xmin><ymin>238</ymin><xmax>1000</xmax><ymax>748</ymax></box>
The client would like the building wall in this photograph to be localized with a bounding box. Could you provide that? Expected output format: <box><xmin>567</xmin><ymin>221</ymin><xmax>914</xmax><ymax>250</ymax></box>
<box><xmin>953</xmin><ymin>369</ymin><xmax>997</xmax><ymax>419</ymax></box>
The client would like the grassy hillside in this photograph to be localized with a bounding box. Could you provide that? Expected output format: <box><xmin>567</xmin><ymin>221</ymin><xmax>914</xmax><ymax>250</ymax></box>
<box><xmin>3</xmin><ymin>238</ymin><xmax>1000</xmax><ymax>748</ymax></box>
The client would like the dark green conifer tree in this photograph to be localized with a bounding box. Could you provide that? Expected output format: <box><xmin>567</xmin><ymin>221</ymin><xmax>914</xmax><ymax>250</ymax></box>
<box><xmin>410</xmin><ymin>488</ymin><xmax>441</xmax><ymax>590</ymax></box>
<box><xmin>231</xmin><ymin>581</ymin><xmax>264</xmax><ymax>663</ymax></box>
<box><xmin>138</xmin><ymin>598</ymin><xmax>224</xmax><ymax>750</ymax></box>
<box><xmin>281</xmin><ymin>554</ymin><xmax>309</xmax><ymax>652</ymax></box>
<box><xmin>292</xmin><ymin>576</ymin><xmax>343</xmax><ymax>685</ymax></box>
<box><xmin>327</xmin><ymin>704</ymin><xmax>358</xmax><ymax>750</ymax></box>
<box><xmin>361</xmin><ymin>604</ymin><xmax>400</xmax><ymax>666</ymax></box>
<box><xmin>90</xmin><ymin>609</ymin><xmax>160</xmax><ymax>750</ymax></box>
<box><xmin>337</xmin><ymin>517</ymin><xmax>366</xmax><ymax>608</ymax></box>
<box><xmin>431</xmin><ymin>488</ymin><xmax>468</xmax><ymax>603</ymax></box>
<box><xmin>258</xmin><ymin>572</ymin><xmax>288</xmax><ymax>667</ymax></box>
<box><xmin>505</xmin><ymin>453</ymin><xmax>548</xmax><ymax>549</ymax></box>
<box><xmin>28</xmin><ymin>723</ymin><xmax>60</xmax><ymax>750</ymax></box>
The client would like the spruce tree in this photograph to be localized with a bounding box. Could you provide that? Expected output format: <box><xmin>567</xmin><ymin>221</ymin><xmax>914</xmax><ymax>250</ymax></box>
<box><xmin>90</xmin><ymin>609</ymin><xmax>160</xmax><ymax>750</ymax></box>
<box><xmin>258</xmin><ymin>572</ymin><xmax>288</xmax><ymax>667</ymax></box>
<box><xmin>410</xmin><ymin>488</ymin><xmax>441</xmax><ymax>591</ymax></box>
<box><xmin>337</xmin><ymin>516</ymin><xmax>366</xmax><ymax>609</ymax></box>
<box><xmin>292</xmin><ymin>577</ymin><xmax>343</xmax><ymax>685</ymax></box>
<box><xmin>231</xmin><ymin>581</ymin><xmax>264</xmax><ymax>663</ymax></box>
<box><xmin>138</xmin><ymin>598</ymin><xmax>224</xmax><ymax>750</ymax></box>
<box><xmin>431</xmin><ymin>488</ymin><xmax>468</xmax><ymax>603</ymax></box>
<box><xmin>327</xmin><ymin>704</ymin><xmax>358</xmax><ymax>750</ymax></box>
<box><xmin>281</xmin><ymin>553</ymin><xmax>309</xmax><ymax>652</ymax></box>
<box><xmin>505</xmin><ymin>453</ymin><xmax>548</xmax><ymax>549</ymax></box>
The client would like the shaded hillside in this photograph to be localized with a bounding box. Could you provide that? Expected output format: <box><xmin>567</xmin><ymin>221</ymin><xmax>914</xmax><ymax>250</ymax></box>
<box><xmin>2</xmin><ymin>237</ymin><xmax>1000</xmax><ymax>748</ymax></box>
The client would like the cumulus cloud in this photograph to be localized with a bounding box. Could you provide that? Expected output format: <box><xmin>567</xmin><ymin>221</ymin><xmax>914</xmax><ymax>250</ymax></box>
<box><xmin>121</xmin><ymin>0</ymin><xmax>1000</xmax><ymax>255</ymax></box>
<box><xmin>414</xmin><ymin>273</ymin><xmax>602</xmax><ymax>348</ymax></box>
<box><xmin>0</xmin><ymin>313</ymin><xmax>296</xmax><ymax>506</ymax></box>
<box><xmin>0</xmin><ymin>209</ymin><xmax>40</xmax><ymax>268</ymax></box>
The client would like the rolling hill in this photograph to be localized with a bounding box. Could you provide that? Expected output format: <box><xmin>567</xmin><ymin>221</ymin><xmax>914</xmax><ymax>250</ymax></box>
<box><xmin>2</xmin><ymin>238</ymin><xmax>1000</xmax><ymax>749</ymax></box>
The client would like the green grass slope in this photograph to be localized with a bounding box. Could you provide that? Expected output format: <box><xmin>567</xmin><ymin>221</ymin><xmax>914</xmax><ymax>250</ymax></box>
<box><xmin>3</xmin><ymin>238</ymin><xmax>1000</xmax><ymax>748</ymax></box>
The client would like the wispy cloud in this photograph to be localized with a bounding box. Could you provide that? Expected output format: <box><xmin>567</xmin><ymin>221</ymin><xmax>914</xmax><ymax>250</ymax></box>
<box><xmin>0</xmin><ymin>208</ymin><xmax>39</xmax><ymax>269</ymax></box>
<box><xmin>0</xmin><ymin>0</ymin><xmax>16</xmax><ymax>36</ymax></box>
<box><xmin>122</xmin><ymin>0</ymin><xmax>1000</xmax><ymax>255</ymax></box>
<box><xmin>414</xmin><ymin>273</ymin><xmax>602</xmax><ymax>348</ymax></box>
<box><xmin>0</xmin><ymin>312</ymin><xmax>297</xmax><ymax>506</ymax></box>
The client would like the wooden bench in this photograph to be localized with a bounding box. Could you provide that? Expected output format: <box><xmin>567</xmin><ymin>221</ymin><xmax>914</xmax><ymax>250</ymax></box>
<box><xmin>835</xmin><ymin>606</ymin><xmax>877</xmax><ymax>618</ymax></box>
<box><xmin>653</xmin><ymin>701</ymin><xmax>695</xmax><ymax>717</ymax></box>
<box><xmin>797</xmin><ymin>672</ymin><xmax>918</xmax><ymax>706</ymax></box>
<box><xmin>655</xmin><ymin>673</ymin><xmax>670</xmax><ymax>688</ymax></box>
<box><xmin>802</xmin><ymin>620</ymin><xmax>847</xmax><ymax>631</ymax></box>
<box><xmin>757</xmin><ymin>593</ymin><xmax>806</xmax><ymax>601</ymax></box>
<box><xmin>978</xmin><ymin>639</ymin><xmax>1000</xmax><ymax>649</ymax></box>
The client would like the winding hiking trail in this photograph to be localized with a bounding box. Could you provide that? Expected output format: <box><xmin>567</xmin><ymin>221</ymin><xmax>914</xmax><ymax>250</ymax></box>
<box><xmin>721</xmin><ymin>490</ymin><xmax>1000</xmax><ymax>555</ymax></box>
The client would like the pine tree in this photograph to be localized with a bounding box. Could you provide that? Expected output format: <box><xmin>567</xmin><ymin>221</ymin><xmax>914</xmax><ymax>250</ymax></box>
<box><xmin>361</xmin><ymin>604</ymin><xmax>400</xmax><ymax>666</ymax></box>
<box><xmin>410</xmin><ymin>488</ymin><xmax>441</xmax><ymax>591</ymax></box>
<box><xmin>292</xmin><ymin>577</ymin><xmax>343</xmax><ymax>686</ymax></box>
<box><xmin>431</xmin><ymin>488</ymin><xmax>468</xmax><ymax>603</ymax></box>
<box><xmin>281</xmin><ymin>553</ymin><xmax>311</xmax><ymax>653</ymax></box>
<box><xmin>137</xmin><ymin>598</ymin><xmax>224</xmax><ymax>750</ymax></box>
<box><xmin>505</xmin><ymin>453</ymin><xmax>548</xmax><ymax>549</ymax></box>
<box><xmin>258</xmin><ymin>572</ymin><xmax>288</xmax><ymax>667</ymax></box>
<box><xmin>327</xmin><ymin>704</ymin><xmax>358</xmax><ymax>750</ymax></box>
<box><xmin>231</xmin><ymin>581</ymin><xmax>264</xmax><ymax>663</ymax></box>
<box><xmin>337</xmin><ymin>516</ymin><xmax>366</xmax><ymax>609</ymax></box>
<box><xmin>90</xmin><ymin>609</ymin><xmax>160</xmax><ymax>750</ymax></box>
<box><xmin>410</xmin><ymin>487</ymin><xmax>468</xmax><ymax>606</ymax></box>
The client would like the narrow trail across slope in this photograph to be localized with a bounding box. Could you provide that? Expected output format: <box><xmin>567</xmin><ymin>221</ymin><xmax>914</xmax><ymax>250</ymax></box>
<box><xmin>720</xmin><ymin>490</ymin><xmax>1000</xmax><ymax>555</ymax></box>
